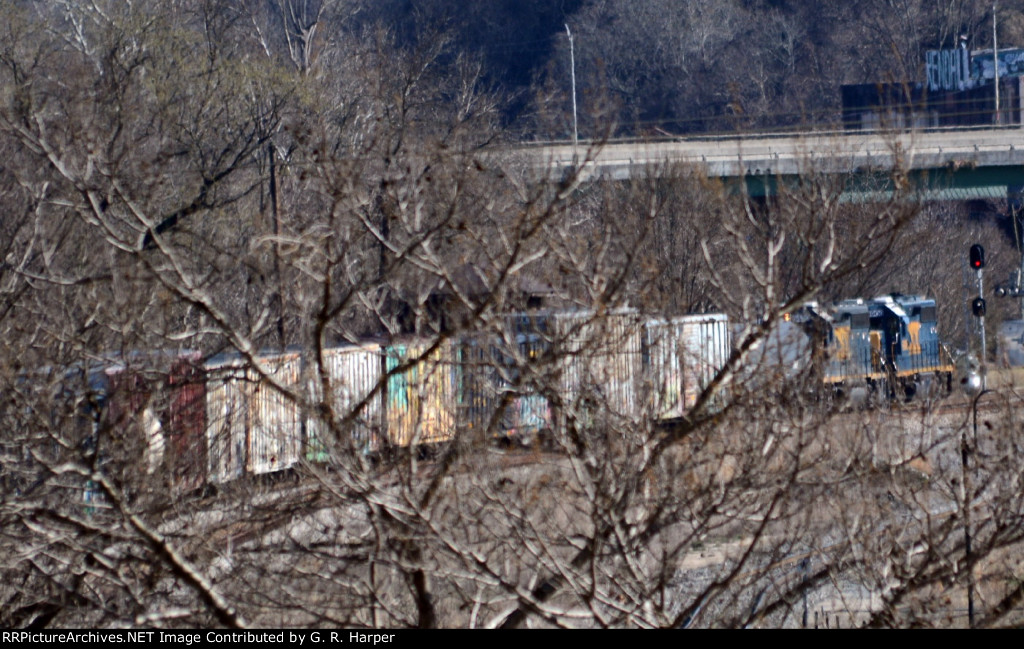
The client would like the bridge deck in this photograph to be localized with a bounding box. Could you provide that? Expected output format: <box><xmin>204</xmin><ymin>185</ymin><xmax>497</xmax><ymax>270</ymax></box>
<box><xmin>526</xmin><ymin>128</ymin><xmax>1024</xmax><ymax>199</ymax></box>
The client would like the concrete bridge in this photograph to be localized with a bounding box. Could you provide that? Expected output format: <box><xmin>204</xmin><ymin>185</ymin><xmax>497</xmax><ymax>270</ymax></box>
<box><xmin>526</xmin><ymin>128</ymin><xmax>1024</xmax><ymax>200</ymax></box>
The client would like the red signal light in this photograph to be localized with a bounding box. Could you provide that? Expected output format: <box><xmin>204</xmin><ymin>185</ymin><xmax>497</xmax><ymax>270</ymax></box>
<box><xmin>969</xmin><ymin>244</ymin><xmax>985</xmax><ymax>269</ymax></box>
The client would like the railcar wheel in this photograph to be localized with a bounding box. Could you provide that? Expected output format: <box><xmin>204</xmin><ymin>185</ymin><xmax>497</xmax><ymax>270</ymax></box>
<box><xmin>869</xmin><ymin>379</ymin><xmax>892</xmax><ymax>410</ymax></box>
<box><xmin>845</xmin><ymin>385</ymin><xmax>869</xmax><ymax>411</ymax></box>
<box><xmin>902</xmin><ymin>379</ymin><xmax>918</xmax><ymax>403</ymax></box>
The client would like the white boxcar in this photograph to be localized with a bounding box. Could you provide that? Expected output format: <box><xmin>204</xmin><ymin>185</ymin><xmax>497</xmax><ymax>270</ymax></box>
<box><xmin>643</xmin><ymin>314</ymin><xmax>731</xmax><ymax>419</ymax></box>
<box><xmin>502</xmin><ymin>309</ymin><xmax>644</xmax><ymax>435</ymax></box>
<box><xmin>205</xmin><ymin>351</ymin><xmax>303</xmax><ymax>481</ymax></box>
<box><xmin>552</xmin><ymin>309</ymin><xmax>645</xmax><ymax>427</ymax></box>
<box><xmin>247</xmin><ymin>352</ymin><xmax>302</xmax><ymax>475</ymax></box>
<box><xmin>205</xmin><ymin>354</ymin><xmax>249</xmax><ymax>484</ymax></box>
<box><xmin>305</xmin><ymin>343</ymin><xmax>384</xmax><ymax>459</ymax></box>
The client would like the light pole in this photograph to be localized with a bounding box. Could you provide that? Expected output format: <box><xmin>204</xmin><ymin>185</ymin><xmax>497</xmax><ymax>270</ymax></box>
<box><xmin>565</xmin><ymin>24</ymin><xmax>578</xmax><ymax>151</ymax></box>
<box><xmin>960</xmin><ymin>399</ymin><xmax>974</xmax><ymax>627</ymax></box>
<box><xmin>994</xmin><ymin>3</ymin><xmax>1001</xmax><ymax>124</ymax></box>
<box><xmin>962</xmin><ymin>387</ymin><xmax>993</xmax><ymax>627</ymax></box>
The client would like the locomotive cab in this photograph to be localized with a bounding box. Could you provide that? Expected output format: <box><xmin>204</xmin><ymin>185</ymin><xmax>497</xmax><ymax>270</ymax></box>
<box><xmin>822</xmin><ymin>299</ymin><xmax>873</xmax><ymax>385</ymax></box>
<box><xmin>869</xmin><ymin>294</ymin><xmax>953</xmax><ymax>399</ymax></box>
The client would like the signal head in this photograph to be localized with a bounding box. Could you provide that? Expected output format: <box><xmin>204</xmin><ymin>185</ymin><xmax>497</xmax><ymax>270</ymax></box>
<box><xmin>969</xmin><ymin>244</ymin><xmax>985</xmax><ymax>269</ymax></box>
<box><xmin>972</xmin><ymin>296</ymin><xmax>987</xmax><ymax>317</ymax></box>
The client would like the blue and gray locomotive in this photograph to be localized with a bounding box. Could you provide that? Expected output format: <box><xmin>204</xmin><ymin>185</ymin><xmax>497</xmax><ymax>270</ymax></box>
<box><xmin>804</xmin><ymin>294</ymin><xmax>954</xmax><ymax>400</ymax></box>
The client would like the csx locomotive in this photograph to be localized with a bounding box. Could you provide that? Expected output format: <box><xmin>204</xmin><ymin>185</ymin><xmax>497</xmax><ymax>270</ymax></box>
<box><xmin>799</xmin><ymin>294</ymin><xmax>955</xmax><ymax>400</ymax></box>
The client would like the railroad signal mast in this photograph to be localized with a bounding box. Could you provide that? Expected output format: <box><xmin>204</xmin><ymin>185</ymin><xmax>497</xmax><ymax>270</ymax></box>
<box><xmin>969</xmin><ymin>244</ymin><xmax>987</xmax><ymax>389</ymax></box>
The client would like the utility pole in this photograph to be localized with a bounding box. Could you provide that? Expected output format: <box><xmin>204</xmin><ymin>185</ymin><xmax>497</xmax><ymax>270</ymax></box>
<box><xmin>1019</xmin><ymin>204</ymin><xmax>1024</xmax><ymax>320</ymax></box>
<box><xmin>565</xmin><ymin>24</ymin><xmax>578</xmax><ymax>152</ymax></box>
<box><xmin>269</xmin><ymin>143</ymin><xmax>285</xmax><ymax>350</ymax></box>
<box><xmin>994</xmin><ymin>3</ymin><xmax>1001</xmax><ymax>124</ymax></box>
<box><xmin>992</xmin><ymin>204</ymin><xmax>1024</xmax><ymax>319</ymax></box>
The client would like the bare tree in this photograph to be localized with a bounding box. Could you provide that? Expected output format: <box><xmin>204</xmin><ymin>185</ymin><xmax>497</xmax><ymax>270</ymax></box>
<box><xmin>2</xmin><ymin>0</ymin><xmax>1024</xmax><ymax>630</ymax></box>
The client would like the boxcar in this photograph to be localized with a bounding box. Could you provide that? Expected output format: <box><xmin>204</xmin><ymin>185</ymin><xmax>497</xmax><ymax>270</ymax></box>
<box><xmin>643</xmin><ymin>314</ymin><xmax>731</xmax><ymax>419</ymax></box>
<box><xmin>247</xmin><ymin>352</ymin><xmax>302</xmax><ymax>475</ymax></box>
<box><xmin>305</xmin><ymin>343</ymin><xmax>384</xmax><ymax>458</ymax></box>
<box><xmin>9</xmin><ymin>362</ymin><xmax>114</xmax><ymax>509</ymax></box>
<box><xmin>458</xmin><ymin>322</ymin><xmax>554</xmax><ymax>441</ymax></box>
<box><xmin>205</xmin><ymin>350</ymin><xmax>302</xmax><ymax>482</ymax></box>
<box><xmin>383</xmin><ymin>339</ymin><xmax>458</xmax><ymax>448</ymax></box>
<box><xmin>459</xmin><ymin>310</ymin><xmax>731</xmax><ymax>441</ymax></box>
<box><xmin>205</xmin><ymin>354</ymin><xmax>249</xmax><ymax>484</ymax></box>
<box><xmin>103</xmin><ymin>351</ymin><xmax>207</xmax><ymax>494</ymax></box>
<box><xmin>550</xmin><ymin>309</ymin><xmax>645</xmax><ymax>428</ymax></box>
<box><xmin>164</xmin><ymin>354</ymin><xmax>207</xmax><ymax>493</ymax></box>
<box><xmin>492</xmin><ymin>309</ymin><xmax>645</xmax><ymax>436</ymax></box>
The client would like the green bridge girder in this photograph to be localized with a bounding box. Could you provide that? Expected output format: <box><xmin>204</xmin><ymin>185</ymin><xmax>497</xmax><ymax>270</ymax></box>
<box><xmin>739</xmin><ymin>164</ymin><xmax>1024</xmax><ymax>202</ymax></box>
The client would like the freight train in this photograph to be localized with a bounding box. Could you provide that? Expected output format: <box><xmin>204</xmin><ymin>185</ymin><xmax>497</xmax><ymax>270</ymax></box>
<box><xmin>9</xmin><ymin>296</ymin><xmax>953</xmax><ymax>503</ymax></box>
<box><xmin>29</xmin><ymin>310</ymin><xmax>731</xmax><ymax>497</ymax></box>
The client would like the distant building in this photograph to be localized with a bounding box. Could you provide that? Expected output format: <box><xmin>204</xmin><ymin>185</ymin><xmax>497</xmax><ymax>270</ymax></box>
<box><xmin>842</xmin><ymin>47</ymin><xmax>1024</xmax><ymax>129</ymax></box>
